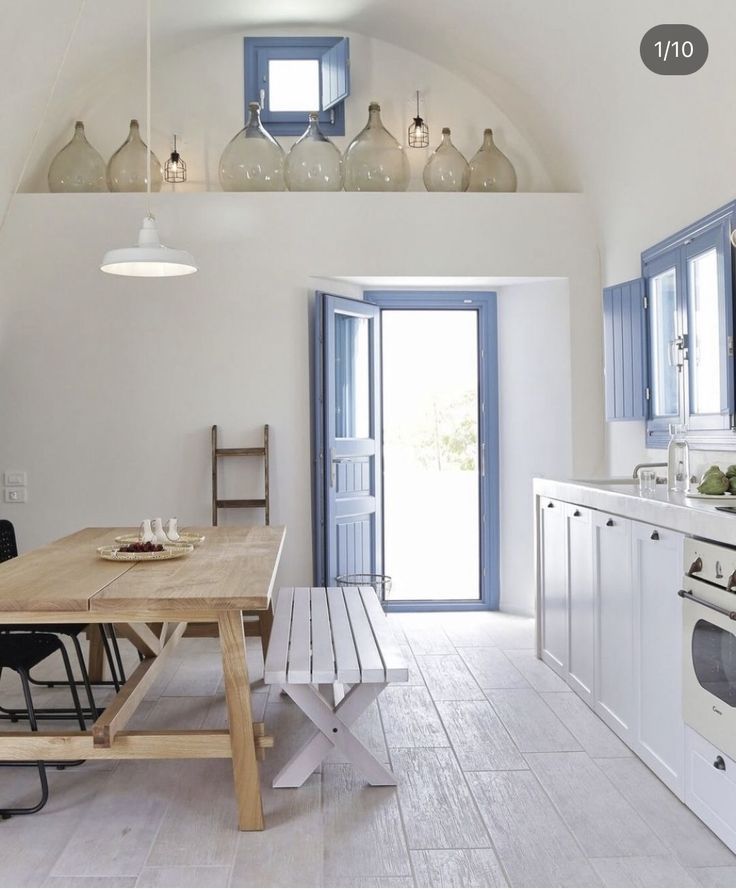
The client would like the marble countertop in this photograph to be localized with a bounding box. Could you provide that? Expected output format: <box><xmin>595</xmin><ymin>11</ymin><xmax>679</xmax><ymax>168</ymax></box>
<box><xmin>534</xmin><ymin>477</ymin><xmax>736</xmax><ymax>546</ymax></box>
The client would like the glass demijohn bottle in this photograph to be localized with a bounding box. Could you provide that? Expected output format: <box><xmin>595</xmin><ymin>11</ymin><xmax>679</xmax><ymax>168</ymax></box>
<box><xmin>107</xmin><ymin>119</ymin><xmax>162</xmax><ymax>192</ymax></box>
<box><xmin>48</xmin><ymin>121</ymin><xmax>107</xmax><ymax>192</ymax></box>
<box><xmin>344</xmin><ymin>102</ymin><xmax>410</xmax><ymax>192</ymax></box>
<box><xmin>285</xmin><ymin>113</ymin><xmax>343</xmax><ymax>191</ymax></box>
<box><xmin>423</xmin><ymin>128</ymin><xmax>469</xmax><ymax>192</ymax></box>
<box><xmin>219</xmin><ymin>102</ymin><xmax>286</xmax><ymax>191</ymax></box>
<box><xmin>667</xmin><ymin>423</ymin><xmax>690</xmax><ymax>492</ymax></box>
<box><xmin>468</xmin><ymin>128</ymin><xmax>517</xmax><ymax>192</ymax></box>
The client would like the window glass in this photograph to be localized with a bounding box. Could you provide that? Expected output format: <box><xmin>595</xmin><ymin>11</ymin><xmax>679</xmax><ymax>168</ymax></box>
<box><xmin>649</xmin><ymin>267</ymin><xmax>680</xmax><ymax>418</ymax></box>
<box><xmin>692</xmin><ymin>619</ymin><xmax>736</xmax><ymax>707</ymax></box>
<box><xmin>688</xmin><ymin>247</ymin><xmax>722</xmax><ymax>415</ymax></box>
<box><xmin>334</xmin><ymin>313</ymin><xmax>370</xmax><ymax>439</ymax></box>
<box><xmin>268</xmin><ymin>59</ymin><xmax>320</xmax><ymax>112</ymax></box>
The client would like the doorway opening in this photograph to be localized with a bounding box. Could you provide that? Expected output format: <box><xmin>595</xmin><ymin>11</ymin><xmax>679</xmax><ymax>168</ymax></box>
<box><xmin>313</xmin><ymin>290</ymin><xmax>499</xmax><ymax>612</ymax></box>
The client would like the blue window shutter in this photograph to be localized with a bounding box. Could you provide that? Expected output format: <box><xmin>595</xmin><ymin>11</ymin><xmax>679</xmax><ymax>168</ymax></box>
<box><xmin>603</xmin><ymin>278</ymin><xmax>647</xmax><ymax>421</ymax></box>
<box><xmin>321</xmin><ymin>38</ymin><xmax>350</xmax><ymax>111</ymax></box>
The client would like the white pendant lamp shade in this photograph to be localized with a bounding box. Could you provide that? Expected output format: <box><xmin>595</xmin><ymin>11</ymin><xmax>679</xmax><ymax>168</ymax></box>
<box><xmin>100</xmin><ymin>0</ymin><xmax>196</xmax><ymax>278</ymax></box>
<box><xmin>101</xmin><ymin>216</ymin><xmax>197</xmax><ymax>277</ymax></box>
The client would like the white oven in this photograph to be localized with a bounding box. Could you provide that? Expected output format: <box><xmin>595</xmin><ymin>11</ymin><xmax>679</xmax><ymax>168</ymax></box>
<box><xmin>681</xmin><ymin>538</ymin><xmax>736</xmax><ymax>760</ymax></box>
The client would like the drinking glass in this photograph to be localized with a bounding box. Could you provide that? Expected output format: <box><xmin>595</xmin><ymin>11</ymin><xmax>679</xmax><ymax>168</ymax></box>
<box><xmin>639</xmin><ymin>468</ymin><xmax>657</xmax><ymax>496</ymax></box>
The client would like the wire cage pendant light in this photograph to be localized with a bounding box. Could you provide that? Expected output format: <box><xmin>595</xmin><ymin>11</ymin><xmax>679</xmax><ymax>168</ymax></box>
<box><xmin>100</xmin><ymin>0</ymin><xmax>196</xmax><ymax>278</ymax></box>
<box><xmin>164</xmin><ymin>135</ymin><xmax>187</xmax><ymax>183</ymax></box>
<box><xmin>408</xmin><ymin>90</ymin><xmax>429</xmax><ymax>149</ymax></box>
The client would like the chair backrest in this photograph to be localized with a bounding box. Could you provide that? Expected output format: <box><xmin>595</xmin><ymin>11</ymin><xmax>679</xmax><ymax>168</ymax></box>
<box><xmin>0</xmin><ymin>520</ymin><xmax>18</xmax><ymax>563</ymax></box>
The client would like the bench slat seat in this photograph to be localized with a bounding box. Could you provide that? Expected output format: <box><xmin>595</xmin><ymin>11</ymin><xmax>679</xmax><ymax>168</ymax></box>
<box><xmin>264</xmin><ymin>586</ymin><xmax>408</xmax><ymax>788</ymax></box>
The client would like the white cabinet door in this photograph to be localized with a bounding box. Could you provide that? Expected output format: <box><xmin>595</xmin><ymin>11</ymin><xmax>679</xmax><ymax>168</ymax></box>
<box><xmin>567</xmin><ymin>504</ymin><xmax>595</xmax><ymax>702</ymax></box>
<box><xmin>540</xmin><ymin>498</ymin><xmax>568</xmax><ymax>675</ymax></box>
<box><xmin>594</xmin><ymin>512</ymin><xmax>634</xmax><ymax>743</ymax></box>
<box><xmin>632</xmin><ymin>521</ymin><xmax>685</xmax><ymax>797</ymax></box>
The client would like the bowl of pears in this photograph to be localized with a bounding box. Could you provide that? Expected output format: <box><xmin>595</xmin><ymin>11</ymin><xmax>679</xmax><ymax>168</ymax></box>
<box><xmin>692</xmin><ymin>464</ymin><xmax>736</xmax><ymax>496</ymax></box>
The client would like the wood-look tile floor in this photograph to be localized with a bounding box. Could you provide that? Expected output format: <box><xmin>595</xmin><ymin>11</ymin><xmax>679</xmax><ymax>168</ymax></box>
<box><xmin>1</xmin><ymin>612</ymin><xmax>734</xmax><ymax>888</ymax></box>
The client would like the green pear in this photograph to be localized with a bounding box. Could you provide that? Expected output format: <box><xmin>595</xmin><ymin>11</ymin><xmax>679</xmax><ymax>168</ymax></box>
<box><xmin>703</xmin><ymin>465</ymin><xmax>725</xmax><ymax>479</ymax></box>
<box><xmin>726</xmin><ymin>465</ymin><xmax>736</xmax><ymax>479</ymax></box>
<box><xmin>698</xmin><ymin>471</ymin><xmax>730</xmax><ymax>495</ymax></box>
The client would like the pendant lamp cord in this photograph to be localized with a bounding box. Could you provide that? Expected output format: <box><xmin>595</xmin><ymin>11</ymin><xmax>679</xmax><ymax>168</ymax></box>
<box><xmin>146</xmin><ymin>0</ymin><xmax>152</xmax><ymax>219</ymax></box>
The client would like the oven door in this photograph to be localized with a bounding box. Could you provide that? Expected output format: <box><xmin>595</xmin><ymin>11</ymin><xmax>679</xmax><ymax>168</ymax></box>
<box><xmin>682</xmin><ymin>581</ymin><xmax>736</xmax><ymax>760</ymax></box>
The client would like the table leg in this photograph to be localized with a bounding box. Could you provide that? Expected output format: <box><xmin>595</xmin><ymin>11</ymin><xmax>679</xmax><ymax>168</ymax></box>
<box><xmin>87</xmin><ymin>625</ymin><xmax>105</xmax><ymax>683</ymax></box>
<box><xmin>258</xmin><ymin>603</ymin><xmax>274</xmax><ymax>653</ymax></box>
<box><xmin>218</xmin><ymin>610</ymin><xmax>264</xmax><ymax>831</ymax></box>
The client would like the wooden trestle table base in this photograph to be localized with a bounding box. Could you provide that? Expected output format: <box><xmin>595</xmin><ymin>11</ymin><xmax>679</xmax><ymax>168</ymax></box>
<box><xmin>0</xmin><ymin>525</ymin><xmax>286</xmax><ymax>831</ymax></box>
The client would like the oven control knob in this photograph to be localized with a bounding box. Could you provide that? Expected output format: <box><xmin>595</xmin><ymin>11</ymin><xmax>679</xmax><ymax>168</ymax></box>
<box><xmin>728</xmin><ymin>571</ymin><xmax>736</xmax><ymax>592</ymax></box>
<box><xmin>714</xmin><ymin>756</ymin><xmax>727</xmax><ymax>771</ymax></box>
<box><xmin>689</xmin><ymin>557</ymin><xmax>704</xmax><ymax>575</ymax></box>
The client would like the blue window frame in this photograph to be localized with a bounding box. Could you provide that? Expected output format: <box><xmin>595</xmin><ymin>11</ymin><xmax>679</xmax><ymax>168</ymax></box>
<box><xmin>641</xmin><ymin>201</ymin><xmax>735</xmax><ymax>448</ymax></box>
<box><xmin>244</xmin><ymin>37</ymin><xmax>349</xmax><ymax>137</ymax></box>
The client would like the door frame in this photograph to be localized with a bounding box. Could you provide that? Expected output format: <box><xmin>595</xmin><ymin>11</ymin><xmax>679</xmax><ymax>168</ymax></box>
<box><xmin>365</xmin><ymin>290</ymin><xmax>500</xmax><ymax>612</ymax></box>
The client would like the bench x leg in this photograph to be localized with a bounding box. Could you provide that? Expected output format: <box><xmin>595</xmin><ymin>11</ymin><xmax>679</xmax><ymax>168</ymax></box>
<box><xmin>273</xmin><ymin>683</ymin><xmax>395</xmax><ymax>789</ymax></box>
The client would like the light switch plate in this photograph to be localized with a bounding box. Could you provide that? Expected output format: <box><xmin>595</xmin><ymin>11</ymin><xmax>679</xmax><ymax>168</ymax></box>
<box><xmin>3</xmin><ymin>471</ymin><xmax>26</xmax><ymax>486</ymax></box>
<box><xmin>4</xmin><ymin>487</ymin><xmax>27</xmax><ymax>503</ymax></box>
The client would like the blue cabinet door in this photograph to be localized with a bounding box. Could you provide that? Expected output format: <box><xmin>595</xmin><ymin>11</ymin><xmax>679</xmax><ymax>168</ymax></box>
<box><xmin>314</xmin><ymin>293</ymin><xmax>382</xmax><ymax>586</ymax></box>
<box><xmin>603</xmin><ymin>278</ymin><xmax>647</xmax><ymax>421</ymax></box>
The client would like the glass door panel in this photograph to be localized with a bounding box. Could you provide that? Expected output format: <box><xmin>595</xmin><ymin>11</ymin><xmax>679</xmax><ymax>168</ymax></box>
<box><xmin>692</xmin><ymin>619</ymin><xmax>736</xmax><ymax>707</ymax></box>
<box><xmin>649</xmin><ymin>266</ymin><xmax>681</xmax><ymax>419</ymax></box>
<box><xmin>687</xmin><ymin>244</ymin><xmax>726</xmax><ymax>417</ymax></box>
<box><xmin>335</xmin><ymin>313</ymin><xmax>370</xmax><ymax>439</ymax></box>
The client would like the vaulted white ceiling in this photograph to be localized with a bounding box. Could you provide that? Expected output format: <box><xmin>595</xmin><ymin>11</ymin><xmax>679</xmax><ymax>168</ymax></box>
<box><xmin>2</xmin><ymin>0</ymin><xmax>734</xmax><ymax>280</ymax></box>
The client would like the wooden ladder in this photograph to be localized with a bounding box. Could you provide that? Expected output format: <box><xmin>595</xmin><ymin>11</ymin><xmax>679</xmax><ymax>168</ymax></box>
<box><xmin>211</xmin><ymin>424</ymin><xmax>270</xmax><ymax>526</ymax></box>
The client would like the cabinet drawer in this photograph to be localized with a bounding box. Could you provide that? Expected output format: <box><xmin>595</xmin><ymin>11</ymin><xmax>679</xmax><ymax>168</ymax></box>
<box><xmin>685</xmin><ymin>727</ymin><xmax>736</xmax><ymax>853</ymax></box>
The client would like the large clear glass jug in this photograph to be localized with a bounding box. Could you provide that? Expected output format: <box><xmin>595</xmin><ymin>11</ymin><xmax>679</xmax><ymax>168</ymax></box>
<box><xmin>344</xmin><ymin>102</ymin><xmax>409</xmax><ymax>192</ymax></box>
<box><xmin>48</xmin><ymin>121</ymin><xmax>107</xmax><ymax>192</ymax></box>
<box><xmin>285</xmin><ymin>112</ymin><xmax>343</xmax><ymax>191</ymax></box>
<box><xmin>107</xmin><ymin>120</ymin><xmax>162</xmax><ymax>192</ymax></box>
<box><xmin>219</xmin><ymin>102</ymin><xmax>286</xmax><ymax>191</ymax></box>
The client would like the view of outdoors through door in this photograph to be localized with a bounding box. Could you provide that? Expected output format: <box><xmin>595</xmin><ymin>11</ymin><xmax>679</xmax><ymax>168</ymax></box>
<box><xmin>382</xmin><ymin>309</ymin><xmax>480</xmax><ymax>601</ymax></box>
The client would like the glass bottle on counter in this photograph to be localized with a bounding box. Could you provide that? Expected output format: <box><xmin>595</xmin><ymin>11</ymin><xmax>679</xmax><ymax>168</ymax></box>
<box><xmin>107</xmin><ymin>119</ymin><xmax>162</xmax><ymax>192</ymax></box>
<box><xmin>48</xmin><ymin>121</ymin><xmax>107</xmax><ymax>192</ymax></box>
<box><xmin>344</xmin><ymin>102</ymin><xmax>410</xmax><ymax>192</ymax></box>
<box><xmin>667</xmin><ymin>423</ymin><xmax>690</xmax><ymax>492</ymax></box>
<box><xmin>423</xmin><ymin>128</ymin><xmax>469</xmax><ymax>192</ymax></box>
<box><xmin>285</xmin><ymin>112</ymin><xmax>343</xmax><ymax>191</ymax></box>
<box><xmin>219</xmin><ymin>102</ymin><xmax>285</xmax><ymax>191</ymax></box>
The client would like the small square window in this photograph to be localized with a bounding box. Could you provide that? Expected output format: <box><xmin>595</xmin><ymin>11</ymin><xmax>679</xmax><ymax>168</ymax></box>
<box><xmin>244</xmin><ymin>37</ymin><xmax>350</xmax><ymax>137</ymax></box>
<box><xmin>267</xmin><ymin>59</ymin><xmax>320</xmax><ymax>112</ymax></box>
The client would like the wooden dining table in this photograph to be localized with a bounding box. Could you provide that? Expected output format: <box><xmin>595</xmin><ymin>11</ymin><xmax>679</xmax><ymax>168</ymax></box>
<box><xmin>0</xmin><ymin>524</ymin><xmax>285</xmax><ymax>831</ymax></box>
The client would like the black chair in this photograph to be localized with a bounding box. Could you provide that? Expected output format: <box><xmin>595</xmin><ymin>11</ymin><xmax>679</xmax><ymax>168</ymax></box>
<box><xmin>0</xmin><ymin>632</ymin><xmax>86</xmax><ymax>818</ymax></box>
<box><xmin>0</xmin><ymin>520</ymin><xmax>127</xmax><ymax>723</ymax></box>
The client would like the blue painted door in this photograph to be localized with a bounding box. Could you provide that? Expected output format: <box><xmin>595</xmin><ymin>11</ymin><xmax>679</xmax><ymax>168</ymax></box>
<box><xmin>319</xmin><ymin>293</ymin><xmax>382</xmax><ymax>586</ymax></box>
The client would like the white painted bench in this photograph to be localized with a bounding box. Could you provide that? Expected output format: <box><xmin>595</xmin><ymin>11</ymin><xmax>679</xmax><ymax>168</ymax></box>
<box><xmin>264</xmin><ymin>586</ymin><xmax>408</xmax><ymax>788</ymax></box>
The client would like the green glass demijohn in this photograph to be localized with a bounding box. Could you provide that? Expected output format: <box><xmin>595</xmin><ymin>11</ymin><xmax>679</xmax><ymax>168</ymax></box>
<box><xmin>106</xmin><ymin>119</ymin><xmax>162</xmax><ymax>192</ymax></box>
<box><xmin>219</xmin><ymin>102</ymin><xmax>286</xmax><ymax>191</ymax></box>
<box><xmin>423</xmin><ymin>128</ymin><xmax>469</xmax><ymax>192</ymax></box>
<box><xmin>48</xmin><ymin>121</ymin><xmax>107</xmax><ymax>192</ymax></box>
<box><xmin>344</xmin><ymin>102</ymin><xmax>409</xmax><ymax>192</ymax></box>
<box><xmin>285</xmin><ymin>112</ymin><xmax>343</xmax><ymax>191</ymax></box>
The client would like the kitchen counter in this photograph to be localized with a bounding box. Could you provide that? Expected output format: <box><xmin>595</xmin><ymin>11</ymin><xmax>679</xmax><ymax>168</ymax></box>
<box><xmin>534</xmin><ymin>477</ymin><xmax>736</xmax><ymax>546</ymax></box>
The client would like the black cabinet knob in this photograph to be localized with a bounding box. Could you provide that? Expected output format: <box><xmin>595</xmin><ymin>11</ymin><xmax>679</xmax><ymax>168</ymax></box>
<box><xmin>714</xmin><ymin>756</ymin><xmax>727</xmax><ymax>771</ymax></box>
<box><xmin>573</xmin><ymin>510</ymin><xmax>581</xmax><ymax>517</ymax></box>
<box><xmin>606</xmin><ymin>518</ymin><xmax>614</xmax><ymax>527</ymax></box>
<box><xmin>651</xmin><ymin>531</ymin><xmax>660</xmax><ymax>541</ymax></box>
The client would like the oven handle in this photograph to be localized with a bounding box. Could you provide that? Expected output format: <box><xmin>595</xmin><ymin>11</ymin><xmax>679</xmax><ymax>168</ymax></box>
<box><xmin>678</xmin><ymin>588</ymin><xmax>736</xmax><ymax>621</ymax></box>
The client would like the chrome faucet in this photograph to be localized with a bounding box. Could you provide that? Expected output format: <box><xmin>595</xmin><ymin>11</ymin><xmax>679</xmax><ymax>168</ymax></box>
<box><xmin>632</xmin><ymin>462</ymin><xmax>667</xmax><ymax>482</ymax></box>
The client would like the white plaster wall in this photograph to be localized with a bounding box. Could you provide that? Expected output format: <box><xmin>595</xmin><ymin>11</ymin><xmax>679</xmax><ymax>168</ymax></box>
<box><xmin>0</xmin><ymin>192</ymin><xmax>597</xmax><ymax>595</ymax></box>
<box><xmin>497</xmin><ymin>280</ymin><xmax>572</xmax><ymax>615</ymax></box>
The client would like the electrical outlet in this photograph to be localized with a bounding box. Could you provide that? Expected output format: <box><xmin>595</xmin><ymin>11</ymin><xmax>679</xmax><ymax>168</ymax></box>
<box><xmin>3</xmin><ymin>471</ymin><xmax>26</xmax><ymax>486</ymax></box>
<box><xmin>4</xmin><ymin>487</ymin><xmax>27</xmax><ymax>503</ymax></box>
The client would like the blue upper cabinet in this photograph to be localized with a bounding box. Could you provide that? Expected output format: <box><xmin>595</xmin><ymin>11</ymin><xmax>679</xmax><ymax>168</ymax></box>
<box><xmin>603</xmin><ymin>278</ymin><xmax>647</xmax><ymax>421</ymax></box>
<box><xmin>244</xmin><ymin>37</ymin><xmax>350</xmax><ymax>137</ymax></box>
<box><xmin>642</xmin><ymin>201</ymin><xmax>735</xmax><ymax>448</ymax></box>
